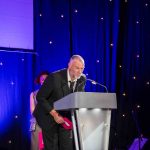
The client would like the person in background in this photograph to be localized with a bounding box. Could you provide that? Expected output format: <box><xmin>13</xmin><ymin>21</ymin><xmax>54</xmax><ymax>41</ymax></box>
<box><xmin>30</xmin><ymin>71</ymin><xmax>49</xmax><ymax>150</ymax></box>
<box><xmin>33</xmin><ymin>55</ymin><xmax>86</xmax><ymax>150</ymax></box>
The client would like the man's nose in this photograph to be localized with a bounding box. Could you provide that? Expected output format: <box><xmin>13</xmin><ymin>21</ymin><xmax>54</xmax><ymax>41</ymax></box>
<box><xmin>78</xmin><ymin>69</ymin><xmax>82</xmax><ymax>74</ymax></box>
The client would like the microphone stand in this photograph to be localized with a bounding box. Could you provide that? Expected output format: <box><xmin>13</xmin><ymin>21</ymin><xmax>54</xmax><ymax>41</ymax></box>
<box><xmin>131</xmin><ymin>110</ymin><xmax>143</xmax><ymax>150</ymax></box>
<box><xmin>86</xmin><ymin>78</ymin><xmax>108</xmax><ymax>93</ymax></box>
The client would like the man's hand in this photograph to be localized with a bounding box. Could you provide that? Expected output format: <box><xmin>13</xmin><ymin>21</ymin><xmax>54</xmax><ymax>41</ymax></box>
<box><xmin>50</xmin><ymin>109</ymin><xmax>64</xmax><ymax>124</ymax></box>
<box><xmin>53</xmin><ymin>114</ymin><xmax>64</xmax><ymax>124</ymax></box>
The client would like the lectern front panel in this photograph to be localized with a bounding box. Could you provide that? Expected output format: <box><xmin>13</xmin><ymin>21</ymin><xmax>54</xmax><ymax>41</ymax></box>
<box><xmin>76</xmin><ymin>108</ymin><xmax>111</xmax><ymax>150</ymax></box>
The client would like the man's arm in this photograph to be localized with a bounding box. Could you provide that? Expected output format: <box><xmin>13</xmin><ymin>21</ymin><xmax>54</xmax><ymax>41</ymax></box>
<box><xmin>36</xmin><ymin>74</ymin><xmax>64</xmax><ymax>124</ymax></box>
<box><xmin>36</xmin><ymin>74</ymin><xmax>54</xmax><ymax>113</ymax></box>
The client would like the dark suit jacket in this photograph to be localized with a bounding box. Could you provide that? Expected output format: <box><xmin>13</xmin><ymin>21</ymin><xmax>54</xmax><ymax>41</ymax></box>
<box><xmin>33</xmin><ymin>68</ymin><xmax>86</xmax><ymax>130</ymax></box>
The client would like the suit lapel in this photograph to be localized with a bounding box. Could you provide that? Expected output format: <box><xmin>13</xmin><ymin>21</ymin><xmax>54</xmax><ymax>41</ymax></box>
<box><xmin>60</xmin><ymin>69</ymin><xmax>70</xmax><ymax>96</ymax></box>
<box><xmin>61</xmin><ymin>80</ymin><xmax>70</xmax><ymax>96</ymax></box>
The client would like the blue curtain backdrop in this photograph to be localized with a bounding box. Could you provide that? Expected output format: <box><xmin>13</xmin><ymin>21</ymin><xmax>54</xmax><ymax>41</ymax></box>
<box><xmin>0</xmin><ymin>50</ymin><xmax>35</xmax><ymax>150</ymax></box>
<box><xmin>34</xmin><ymin>0</ymin><xmax>150</xmax><ymax>149</ymax></box>
<box><xmin>34</xmin><ymin>0</ymin><xmax>118</xmax><ymax>92</ymax></box>
<box><xmin>0</xmin><ymin>0</ymin><xmax>150</xmax><ymax>149</ymax></box>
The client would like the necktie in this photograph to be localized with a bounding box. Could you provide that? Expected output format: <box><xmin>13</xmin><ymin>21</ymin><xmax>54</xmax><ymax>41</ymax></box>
<box><xmin>69</xmin><ymin>81</ymin><xmax>75</xmax><ymax>93</ymax></box>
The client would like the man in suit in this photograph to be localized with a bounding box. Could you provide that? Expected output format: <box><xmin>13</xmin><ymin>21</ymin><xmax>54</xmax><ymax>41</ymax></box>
<box><xmin>33</xmin><ymin>55</ymin><xmax>86</xmax><ymax>150</ymax></box>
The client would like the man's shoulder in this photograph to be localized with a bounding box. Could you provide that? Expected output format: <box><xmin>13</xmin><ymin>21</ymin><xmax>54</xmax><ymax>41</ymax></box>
<box><xmin>51</xmin><ymin>68</ymin><xmax>67</xmax><ymax>75</ymax></box>
<box><xmin>47</xmin><ymin>68</ymin><xmax>67</xmax><ymax>82</ymax></box>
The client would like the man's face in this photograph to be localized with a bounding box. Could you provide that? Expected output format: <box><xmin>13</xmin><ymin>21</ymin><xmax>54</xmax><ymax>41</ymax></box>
<box><xmin>68</xmin><ymin>59</ymin><xmax>84</xmax><ymax>80</ymax></box>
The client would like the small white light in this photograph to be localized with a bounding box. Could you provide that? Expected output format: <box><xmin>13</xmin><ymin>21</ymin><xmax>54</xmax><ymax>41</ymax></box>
<box><xmin>93</xmin><ymin>108</ymin><xmax>101</xmax><ymax>112</ymax></box>
<box><xmin>100</xmin><ymin>17</ymin><xmax>104</xmax><ymax>20</ymax></box>
<box><xmin>39</xmin><ymin>14</ymin><xmax>42</xmax><ymax>17</ymax></box>
<box><xmin>96</xmin><ymin>60</ymin><xmax>99</xmax><ymax>63</ymax></box>
<box><xmin>15</xmin><ymin>115</ymin><xmax>18</xmax><ymax>119</ymax></box>
<box><xmin>122</xmin><ymin>114</ymin><xmax>126</xmax><ymax>117</ymax></box>
<box><xmin>137</xmin><ymin>105</ymin><xmax>140</xmax><ymax>108</ymax></box>
<box><xmin>132</xmin><ymin>76</ymin><xmax>136</xmax><ymax>80</ymax></box>
<box><xmin>86</xmin><ymin>73</ymin><xmax>88</xmax><ymax>76</ymax></box>
<box><xmin>0</xmin><ymin>62</ymin><xmax>3</xmax><ymax>66</ymax></box>
<box><xmin>119</xmin><ymin>65</ymin><xmax>122</xmax><ymax>68</ymax></box>
<box><xmin>11</xmin><ymin>81</ymin><xmax>14</xmax><ymax>85</ymax></box>
<box><xmin>49</xmin><ymin>41</ymin><xmax>53</xmax><ymax>44</ymax></box>
<box><xmin>146</xmin><ymin>81</ymin><xmax>149</xmax><ymax>85</ymax></box>
<box><xmin>61</xmin><ymin>14</ymin><xmax>64</xmax><ymax>18</ymax></box>
<box><xmin>21</xmin><ymin>58</ymin><xmax>24</xmax><ymax>62</ymax></box>
<box><xmin>110</xmin><ymin>43</ymin><xmax>114</xmax><ymax>47</ymax></box>
<box><xmin>136</xmin><ymin>54</ymin><xmax>140</xmax><ymax>58</ymax></box>
<box><xmin>125</xmin><ymin>0</ymin><xmax>127</xmax><ymax>2</ymax></box>
<box><xmin>145</xmin><ymin>3</ymin><xmax>148</xmax><ymax>7</ymax></box>
<box><xmin>136</xmin><ymin>21</ymin><xmax>139</xmax><ymax>24</ymax></box>
<box><xmin>79</xmin><ymin>108</ymin><xmax>87</xmax><ymax>112</ymax></box>
<box><xmin>74</xmin><ymin>9</ymin><xmax>78</xmax><ymax>13</ymax></box>
<box><xmin>8</xmin><ymin>140</ymin><xmax>12</xmax><ymax>144</ymax></box>
<box><xmin>122</xmin><ymin>92</ymin><xmax>126</xmax><ymax>96</ymax></box>
<box><xmin>118</xmin><ymin>19</ymin><xmax>120</xmax><ymax>23</ymax></box>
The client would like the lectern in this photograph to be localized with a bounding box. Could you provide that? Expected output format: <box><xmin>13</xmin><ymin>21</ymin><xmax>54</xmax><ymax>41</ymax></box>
<box><xmin>54</xmin><ymin>92</ymin><xmax>117</xmax><ymax>150</ymax></box>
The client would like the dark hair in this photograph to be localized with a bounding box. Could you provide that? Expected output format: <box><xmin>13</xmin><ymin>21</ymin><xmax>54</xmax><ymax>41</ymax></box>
<box><xmin>34</xmin><ymin>71</ymin><xmax>49</xmax><ymax>84</ymax></box>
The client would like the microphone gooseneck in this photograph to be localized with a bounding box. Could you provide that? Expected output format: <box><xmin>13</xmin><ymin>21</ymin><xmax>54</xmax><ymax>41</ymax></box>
<box><xmin>86</xmin><ymin>78</ymin><xmax>108</xmax><ymax>93</ymax></box>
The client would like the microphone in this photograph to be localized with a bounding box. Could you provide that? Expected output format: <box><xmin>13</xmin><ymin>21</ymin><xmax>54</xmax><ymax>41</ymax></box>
<box><xmin>86</xmin><ymin>78</ymin><xmax>108</xmax><ymax>93</ymax></box>
<box><xmin>76</xmin><ymin>74</ymin><xmax>86</xmax><ymax>92</ymax></box>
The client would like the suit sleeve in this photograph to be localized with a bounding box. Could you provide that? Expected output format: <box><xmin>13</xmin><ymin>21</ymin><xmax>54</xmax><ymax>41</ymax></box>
<box><xmin>36</xmin><ymin>74</ymin><xmax>54</xmax><ymax>113</ymax></box>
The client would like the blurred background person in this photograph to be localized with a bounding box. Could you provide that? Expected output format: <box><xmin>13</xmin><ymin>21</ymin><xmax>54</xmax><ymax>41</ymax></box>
<box><xmin>29</xmin><ymin>71</ymin><xmax>49</xmax><ymax>150</ymax></box>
